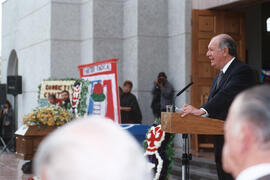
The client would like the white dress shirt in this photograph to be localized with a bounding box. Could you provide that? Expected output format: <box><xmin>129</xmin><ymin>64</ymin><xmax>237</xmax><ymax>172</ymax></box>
<box><xmin>222</xmin><ymin>57</ymin><xmax>235</xmax><ymax>74</ymax></box>
<box><xmin>200</xmin><ymin>57</ymin><xmax>235</xmax><ymax>117</ymax></box>
<box><xmin>236</xmin><ymin>163</ymin><xmax>270</xmax><ymax>180</ymax></box>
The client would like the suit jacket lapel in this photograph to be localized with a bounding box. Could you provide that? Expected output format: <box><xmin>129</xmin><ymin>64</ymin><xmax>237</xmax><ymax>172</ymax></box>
<box><xmin>208</xmin><ymin>58</ymin><xmax>240</xmax><ymax>98</ymax></box>
<box><xmin>209</xmin><ymin>76</ymin><xmax>218</xmax><ymax>99</ymax></box>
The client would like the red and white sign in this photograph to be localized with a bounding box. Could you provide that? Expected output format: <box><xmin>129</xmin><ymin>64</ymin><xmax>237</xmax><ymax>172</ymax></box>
<box><xmin>78</xmin><ymin>59</ymin><xmax>120</xmax><ymax>124</ymax></box>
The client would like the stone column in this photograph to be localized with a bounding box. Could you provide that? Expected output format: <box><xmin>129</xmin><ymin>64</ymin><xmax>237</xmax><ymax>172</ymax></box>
<box><xmin>168</xmin><ymin>0</ymin><xmax>192</xmax><ymax>147</ymax></box>
<box><xmin>51</xmin><ymin>0</ymin><xmax>82</xmax><ymax>78</ymax></box>
<box><xmin>168</xmin><ymin>0</ymin><xmax>192</xmax><ymax>107</ymax></box>
<box><xmin>137</xmin><ymin>0</ymin><xmax>169</xmax><ymax>125</ymax></box>
<box><xmin>122</xmin><ymin>0</ymin><xmax>138</xmax><ymax>89</ymax></box>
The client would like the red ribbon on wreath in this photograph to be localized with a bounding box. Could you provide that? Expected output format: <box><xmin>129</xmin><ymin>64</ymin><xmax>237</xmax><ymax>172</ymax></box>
<box><xmin>146</xmin><ymin>125</ymin><xmax>165</xmax><ymax>152</ymax></box>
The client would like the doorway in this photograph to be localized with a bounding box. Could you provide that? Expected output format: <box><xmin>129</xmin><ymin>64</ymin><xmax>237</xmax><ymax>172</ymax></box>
<box><xmin>191</xmin><ymin>1</ymin><xmax>268</xmax><ymax>151</ymax></box>
<box><xmin>7</xmin><ymin>50</ymin><xmax>19</xmax><ymax>129</ymax></box>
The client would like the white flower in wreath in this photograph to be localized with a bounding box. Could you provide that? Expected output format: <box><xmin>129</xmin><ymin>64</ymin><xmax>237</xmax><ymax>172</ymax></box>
<box><xmin>144</xmin><ymin>125</ymin><xmax>165</xmax><ymax>180</ymax></box>
<box><xmin>72</xmin><ymin>83</ymin><xmax>81</xmax><ymax>115</ymax></box>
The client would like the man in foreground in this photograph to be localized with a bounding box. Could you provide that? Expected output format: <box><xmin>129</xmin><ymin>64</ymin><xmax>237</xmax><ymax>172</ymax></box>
<box><xmin>223</xmin><ymin>85</ymin><xmax>270</xmax><ymax>180</ymax></box>
<box><xmin>34</xmin><ymin>116</ymin><xmax>152</xmax><ymax>180</ymax></box>
<box><xmin>181</xmin><ymin>34</ymin><xmax>256</xmax><ymax>179</ymax></box>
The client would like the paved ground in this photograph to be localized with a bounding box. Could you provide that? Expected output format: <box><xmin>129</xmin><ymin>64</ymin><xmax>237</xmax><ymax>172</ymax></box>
<box><xmin>0</xmin><ymin>148</ymin><xmax>215</xmax><ymax>180</ymax></box>
<box><xmin>0</xmin><ymin>152</ymin><xmax>33</xmax><ymax>180</ymax></box>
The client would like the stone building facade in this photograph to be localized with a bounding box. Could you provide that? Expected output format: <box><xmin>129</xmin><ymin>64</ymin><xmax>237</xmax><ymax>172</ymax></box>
<box><xmin>2</xmin><ymin>0</ymin><xmax>192</xmax><ymax>127</ymax></box>
<box><xmin>2</xmin><ymin>0</ymin><xmax>265</xmax><ymax>129</ymax></box>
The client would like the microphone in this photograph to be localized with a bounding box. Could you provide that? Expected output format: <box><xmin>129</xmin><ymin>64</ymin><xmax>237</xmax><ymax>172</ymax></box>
<box><xmin>176</xmin><ymin>82</ymin><xmax>193</xmax><ymax>97</ymax></box>
<box><xmin>173</xmin><ymin>82</ymin><xmax>194</xmax><ymax>112</ymax></box>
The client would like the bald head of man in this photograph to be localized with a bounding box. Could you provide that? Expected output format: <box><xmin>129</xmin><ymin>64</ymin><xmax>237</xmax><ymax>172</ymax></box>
<box><xmin>34</xmin><ymin>116</ymin><xmax>152</xmax><ymax>180</ymax></box>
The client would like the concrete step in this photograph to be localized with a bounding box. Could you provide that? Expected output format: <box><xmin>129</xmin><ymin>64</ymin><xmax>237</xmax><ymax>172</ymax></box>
<box><xmin>170</xmin><ymin>156</ymin><xmax>218</xmax><ymax>180</ymax></box>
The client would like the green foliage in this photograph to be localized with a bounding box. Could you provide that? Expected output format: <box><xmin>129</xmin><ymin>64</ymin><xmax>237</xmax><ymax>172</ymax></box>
<box><xmin>144</xmin><ymin>117</ymin><xmax>175</xmax><ymax>180</ymax></box>
<box><xmin>165</xmin><ymin>133</ymin><xmax>175</xmax><ymax>180</ymax></box>
<box><xmin>76</xmin><ymin>79</ymin><xmax>89</xmax><ymax>117</ymax></box>
<box><xmin>91</xmin><ymin>93</ymin><xmax>105</xmax><ymax>102</ymax></box>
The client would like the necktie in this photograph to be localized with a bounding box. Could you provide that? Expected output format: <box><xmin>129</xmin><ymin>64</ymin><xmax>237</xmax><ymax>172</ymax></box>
<box><xmin>216</xmin><ymin>71</ymin><xmax>224</xmax><ymax>89</ymax></box>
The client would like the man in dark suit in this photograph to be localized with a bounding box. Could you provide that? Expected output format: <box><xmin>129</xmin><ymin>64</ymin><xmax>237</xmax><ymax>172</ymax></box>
<box><xmin>223</xmin><ymin>85</ymin><xmax>270</xmax><ymax>180</ymax></box>
<box><xmin>181</xmin><ymin>34</ymin><xmax>256</xmax><ymax>180</ymax></box>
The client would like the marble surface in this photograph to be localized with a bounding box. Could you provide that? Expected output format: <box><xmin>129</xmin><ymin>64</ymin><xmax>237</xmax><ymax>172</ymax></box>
<box><xmin>0</xmin><ymin>152</ymin><xmax>33</xmax><ymax>180</ymax></box>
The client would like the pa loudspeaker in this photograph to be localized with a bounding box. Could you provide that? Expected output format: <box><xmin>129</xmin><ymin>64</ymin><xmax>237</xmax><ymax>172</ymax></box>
<box><xmin>0</xmin><ymin>84</ymin><xmax>7</xmax><ymax>105</ymax></box>
<box><xmin>7</xmin><ymin>76</ymin><xmax>22</xmax><ymax>96</ymax></box>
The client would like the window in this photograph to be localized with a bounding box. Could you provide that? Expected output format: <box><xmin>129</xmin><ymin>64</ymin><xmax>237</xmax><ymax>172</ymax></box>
<box><xmin>267</xmin><ymin>17</ymin><xmax>270</xmax><ymax>32</ymax></box>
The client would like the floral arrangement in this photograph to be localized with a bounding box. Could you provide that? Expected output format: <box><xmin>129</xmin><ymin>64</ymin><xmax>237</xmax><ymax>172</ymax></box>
<box><xmin>72</xmin><ymin>82</ymin><xmax>81</xmax><ymax>111</ymax></box>
<box><xmin>23</xmin><ymin>105</ymin><xmax>74</xmax><ymax>126</ymax></box>
<box><xmin>144</xmin><ymin>119</ymin><xmax>175</xmax><ymax>180</ymax></box>
<box><xmin>38</xmin><ymin>78</ymin><xmax>76</xmax><ymax>106</ymax></box>
<box><xmin>72</xmin><ymin>79</ymin><xmax>90</xmax><ymax>116</ymax></box>
<box><xmin>38</xmin><ymin>78</ymin><xmax>90</xmax><ymax>117</ymax></box>
<box><xmin>91</xmin><ymin>82</ymin><xmax>106</xmax><ymax>102</ymax></box>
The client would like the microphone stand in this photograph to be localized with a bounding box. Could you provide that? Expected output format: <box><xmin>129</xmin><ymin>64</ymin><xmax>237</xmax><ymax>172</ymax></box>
<box><xmin>173</xmin><ymin>82</ymin><xmax>193</xmax><ymax>180</ymax></box>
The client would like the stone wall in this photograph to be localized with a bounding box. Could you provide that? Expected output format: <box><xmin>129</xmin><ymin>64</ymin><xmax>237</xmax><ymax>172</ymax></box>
<box><xmin>2</xmin><ymin>0</ymin><xmax>52</xmax><ymax>127</ymax></box>
<box><xmin>2</xmin><ymin>0</ymin><xmax>192</xmax><ymax>129</ymax></box>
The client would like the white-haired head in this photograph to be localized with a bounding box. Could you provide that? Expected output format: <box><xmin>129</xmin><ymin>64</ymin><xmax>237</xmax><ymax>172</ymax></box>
<box><xmin>34</xmin><ymin>116</ymin><xmax>152</xmax><ymax>180</ymax></box>
<box><xmin>223</xmin><ymin>85</ymin><xmax>270</xmax><ymax>177</ymax></box>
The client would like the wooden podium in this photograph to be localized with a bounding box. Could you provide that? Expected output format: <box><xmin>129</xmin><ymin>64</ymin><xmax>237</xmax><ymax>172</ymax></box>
<box><xmin>161</xmin><ymin>112</ymin><xmax>224</xmax><ymax>180</ymax></box>
<box><xmin>161</xmin><ymin>112</ymin><xmax>224</xmax><ymax>135</ymax></box>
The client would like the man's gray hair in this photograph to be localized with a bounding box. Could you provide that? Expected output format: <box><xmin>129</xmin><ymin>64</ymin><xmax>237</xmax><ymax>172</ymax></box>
<box><xmin>34</xmin><ymin>116</ymin><xmax>152</xmax><ymax>180</ymax></box>
<box><xmin>236</xmin><ymin>85</ymin><xmax>270</xmax><ymax>146</ymax></box>
<box><xmin>217</xmin><ymin>34</ymin><xmax>237</xmax><ymax>57</ymax></box>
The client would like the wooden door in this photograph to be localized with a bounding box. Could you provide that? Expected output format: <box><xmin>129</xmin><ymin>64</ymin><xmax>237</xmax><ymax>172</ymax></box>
<box><xmin>191</xmin><ymin>10</ymin><xmax>245</xmax><ymax>151</ymax></box>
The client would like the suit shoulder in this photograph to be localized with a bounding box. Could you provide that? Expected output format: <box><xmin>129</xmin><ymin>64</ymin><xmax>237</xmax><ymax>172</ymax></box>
<box><xmin>230</xmin><ymin>60</ymin><xmax>256</xmax><ymax>84</ymax></box>
<box><xmin>232</xmin><ymin>59</ymin><xmax>253</xmax><ymax>73</ymax></box>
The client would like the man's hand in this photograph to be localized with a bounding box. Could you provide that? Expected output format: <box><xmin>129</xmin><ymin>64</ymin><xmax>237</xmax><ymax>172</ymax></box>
<box><xmin>154</xmin><ymin>79</ymin><xmax>164</xmax><ymax>88</ymax></box>
<box><xmin>181</xmin><ymin>104</ymin><xmax>205</xmax><ymax>117</ymax></box>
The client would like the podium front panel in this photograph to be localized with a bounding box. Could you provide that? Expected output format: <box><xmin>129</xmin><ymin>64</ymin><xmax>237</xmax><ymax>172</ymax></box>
<box><xmin>161</xmin><ymin>112</ymin><xmax>224</xmax><ymax>135</ymax></box>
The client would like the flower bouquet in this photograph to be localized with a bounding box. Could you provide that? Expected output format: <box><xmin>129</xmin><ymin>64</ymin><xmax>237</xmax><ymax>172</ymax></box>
<box><xmin>23</xmin><ymin>105</ymin><xmax>74</xmax><ymax>126</ymax></box>
<box><xmin>91</xmin><ymin>82</ymin><xmax>106</xmax><ymax>115</ymax></box>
